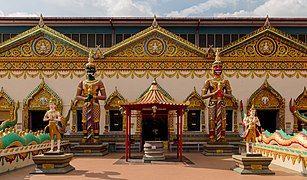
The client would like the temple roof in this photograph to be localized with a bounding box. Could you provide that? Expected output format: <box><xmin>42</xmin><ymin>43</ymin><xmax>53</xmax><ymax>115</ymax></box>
<box><xmin>124</xmin><ymin>79</ymin><xmax>185</xmax><ymax>107</ymax></box>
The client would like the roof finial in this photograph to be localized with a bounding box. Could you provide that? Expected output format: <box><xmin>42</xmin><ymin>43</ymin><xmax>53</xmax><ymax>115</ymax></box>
<box><xmin>264</xmin><ymin>15</ymin><xmax>270</xmax><ymax>28</ymax></box>
<box><xmin>39</xmin><ymin>14</ymin><xmax>44</xmax><ymax>27</ymax></box>
<box><xmin>152</xmin><ymin>15</ymin><xmax>158</xmax><ymax>28</ymax></box>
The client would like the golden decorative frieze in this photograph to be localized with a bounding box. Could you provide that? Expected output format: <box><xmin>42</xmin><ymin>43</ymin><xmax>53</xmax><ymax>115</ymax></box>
<box><xmin>0</xmin><ymin>88</ymin><xmax>16</xmax><ymax>121</ymax></box>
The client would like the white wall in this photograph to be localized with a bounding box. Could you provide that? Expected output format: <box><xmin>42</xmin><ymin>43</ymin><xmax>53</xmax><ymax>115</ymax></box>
<box><xmin>0</xmin><ymin>74</ymin><xmax>306</xmax><ymax>134</ymax></box>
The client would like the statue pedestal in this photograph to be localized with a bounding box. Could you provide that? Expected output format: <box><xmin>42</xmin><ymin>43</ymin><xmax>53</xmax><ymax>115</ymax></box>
<box><xmin>231</xmin><ymin>153</ymin><xmax>275</xmax><ymax>175</ymax></box>
<box><xmin>71</xmin><ymin>143</ymin><xmax>108</xmax><ymax>156</ymax></box>
<box><xmin>203</xmin><ymin>143</ymin><xmax>234</xmax><ymax>156</ymax></box>
<box><xmin>143</xmin><ymin>141</ymin><xmax>165</xmax><ymax>161</ymax></box>
<box><xmin>31</xmin><ymin>151</ymin><xmax>75</xmax><ymax>174</ymax></box>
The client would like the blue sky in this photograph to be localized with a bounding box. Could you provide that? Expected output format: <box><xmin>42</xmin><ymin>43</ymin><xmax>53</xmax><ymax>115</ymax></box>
<box><xmin>0</xmin><ymin>0</ymin><xmax>306</xmax><ymax>17</ymax></box>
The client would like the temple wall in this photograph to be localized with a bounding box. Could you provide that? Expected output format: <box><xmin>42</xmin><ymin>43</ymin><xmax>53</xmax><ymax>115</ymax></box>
<box><xmin>0</xmin><ymin>75</ymin><xmax>306</xmax><ymax>134</ymax></box>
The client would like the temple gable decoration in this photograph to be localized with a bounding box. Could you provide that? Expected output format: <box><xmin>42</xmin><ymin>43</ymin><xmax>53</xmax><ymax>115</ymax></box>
<box><xmin>293</xmin><ymin>87</ymin><xmax>307</xmax><ymax>132</ymax></box>
<box><xmin>247</xmin><ymin>79</ymin><xmax>285</xmax><ymax>130</ymax></box>
<box><xmin>22</xmin><ymin>79</ymin><xmax>62</xmax><ymax>130</ymax></box>
<box><xmin>0</xmin><ymin>87</ymin><xmax>15</xmax><ymax>119</ymax></box>
<box><xmin>0</xmin><ymin>15</ymin><xmax>89</xmax><ymax>58</ymax></box>
<box><xmin>103</xmin><ymin>17</ymin><xmax>206</xmax><ymax>58</ymax></box>
<box><xmin>220</xmin><ymin>16</ymin><xmax>307</xmax><ymax>59</ymax></box>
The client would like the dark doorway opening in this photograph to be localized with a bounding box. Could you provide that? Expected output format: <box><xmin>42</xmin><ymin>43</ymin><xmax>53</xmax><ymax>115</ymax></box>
<box><xmin>257</xmin><ymin>109</ymin><xmax>278</xmax><ymax>133</ymax></box>
<box><xmin>187</xmin><ymin>110</ymin><xmax>201</xmax><ymax>131</ymax></box>
<box><xmin>29</xmin><ymin>110</ymin><xmax>48</xmax><ymax>132</ymax></box>
<box><xmin>141</xmin><ymin>110</ymin><xmax>168</xmax><ymax>142</ymax></box>
<box><xmin>226</xmin><ymin>110</ymin><xmax>233</xmax><ymax>131</ymax></box>
<box><xmin>298</xmin><ymin>110</ymin><xmax>307</xmax><ymax>131</ymax></box>
<box><xmin>109</xmin><ymin>110</ymin><xmax>123</xmax><ymax>131</ymax></box>
<box><xmin>76</xmin><ymin>109</ymin><xmax>83</xmax><ymax>132</ymax></box>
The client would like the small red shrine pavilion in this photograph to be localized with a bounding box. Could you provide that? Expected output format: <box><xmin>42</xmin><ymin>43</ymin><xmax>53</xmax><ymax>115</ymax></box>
<box><xmin>121</xmin><ymin>79</ymin><xmax>187</xmax><ymax>161</ymax></box>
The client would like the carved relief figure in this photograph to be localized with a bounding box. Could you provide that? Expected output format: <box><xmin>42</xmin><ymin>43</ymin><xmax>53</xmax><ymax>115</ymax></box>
<box><xmin>76</xmin><ymin>50</ymin><xmax>107</xmax><ymax>143</ymax></box>
<box><xmin>202</xmin><ymin>49</ymin><xmax>233</xmax><ymax>143</ymax></box>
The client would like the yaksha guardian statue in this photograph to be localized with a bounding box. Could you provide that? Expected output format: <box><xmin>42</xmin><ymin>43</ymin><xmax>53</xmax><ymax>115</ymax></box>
<box><xmin>202</xmin><ymin>49</ymin><xmax>233</xmax><ymax>143</ymax></box>
<box><xmin>76</xmin><ymin>50</ymin><xmax>106</xmax><ymax>143</ymax></box>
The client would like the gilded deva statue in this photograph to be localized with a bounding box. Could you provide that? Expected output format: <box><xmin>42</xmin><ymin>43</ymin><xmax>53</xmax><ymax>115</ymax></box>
<box><xmin>242</xmin><ymin>105</ymin><xmax>261</xmax><ymax>154</ymax></box>
<box><xmin>76</xmin><ymin>50</ymin><xmax>106</xmax><ymax>143</ymax></box>
<box><xmin>202</xmin><ymin>49</ymin><xmax>232</xmax><ymax>143</ymax></box>
<box><xmin>43</xmin><ymin>98</ymin><xmax>62</xmax><ymax>152</ymax></box>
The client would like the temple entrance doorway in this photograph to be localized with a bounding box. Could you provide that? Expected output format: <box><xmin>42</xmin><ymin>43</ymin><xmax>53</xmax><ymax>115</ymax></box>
<box><xmin>141</xmin><ymin>110</ymin><xmax>168</xmax><ymax>142</ymax></box>
<box><xmin>29</xmin><ymin>110</ymin><xmax>48</xmax><ymax>131</ymax></box>
<box><xmin>256</xmin><ymin>109</ymin><xmax>278</xmax><ymax>133</ymax></box>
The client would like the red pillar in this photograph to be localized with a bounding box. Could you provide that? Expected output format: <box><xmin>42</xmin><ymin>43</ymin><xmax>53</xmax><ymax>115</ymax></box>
<box><xmin>176</xmin><ymin>112</ymin><xmax>179</xmax><ymax>158</ymax></box>
<box><xmin>128</xmin><ymin>111</ymin><xmax>131</xmax><ymax>159</ymax></box>
<box><xmin>125</xmin><ymin>108</ymin><xmax>130</xmax><ymax>162</ymax></box>
<box><xmin>179</xmin><ymin>108</ymin><xmax>183</xmax><ymax>161</ymax></box>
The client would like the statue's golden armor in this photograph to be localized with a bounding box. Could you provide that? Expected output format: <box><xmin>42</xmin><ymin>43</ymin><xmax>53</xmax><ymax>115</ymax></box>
<box><xmin>202</xmin><ymin>78</ymin><xmax>232</xmax><ymax>142</ymax></box>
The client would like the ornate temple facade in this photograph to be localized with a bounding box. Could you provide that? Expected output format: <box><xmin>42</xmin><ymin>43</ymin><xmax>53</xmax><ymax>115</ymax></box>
<box><xmin>0</xmin><ymin>16</ymin><xmax>306</xmax><ymax>146</ymax></box>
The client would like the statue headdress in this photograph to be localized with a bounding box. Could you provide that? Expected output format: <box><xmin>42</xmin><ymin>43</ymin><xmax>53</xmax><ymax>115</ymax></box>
<box><xmin>86</xmin><ymin>50</ymin><xmax>96</xmax><ymax>68</ymax></box>
<box><xmin>49</xmin><ymin>97</ymin><xmax>56</xmax><ymax>105</ymax></box>
<box><xmin>212</xmin><ymin>48</ymin><xmax>222</xmax><ymax>67</ymax></box>
<box><xmin>250</xmin><ymin>104</ymin><xmax>256</xmax><ymax>111</ymax></box>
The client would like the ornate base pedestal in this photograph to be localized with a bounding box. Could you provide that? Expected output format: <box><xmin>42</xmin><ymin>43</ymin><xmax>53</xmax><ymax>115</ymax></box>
<box><xmin>71</xmin><ymin>143</ymin><xmax>108</xmax><ymax>156</ymax></box>
<box><xmin>202</xmin><ymin>143</ymin><xmax>234</xmax><ymax>156</ymax></box>
<box><xmin>143</xmin><ymin>141</ymin><xmax>165</xmax><ymax>161</ymax></box>
<box><xmin>31</xmin><ymin>151</ymin><xmax>75</xmax><ymax>174</ymax></box>
<box><xmin>231</xmin><ymin>154</ymin><xmax>275</xmax><ymax>175</ymax></box>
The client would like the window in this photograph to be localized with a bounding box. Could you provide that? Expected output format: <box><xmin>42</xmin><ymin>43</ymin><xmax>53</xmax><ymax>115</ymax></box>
<box><xmin>87</xmin><ymin>34</ymin><xmax>95</xmax><ymax>47</ymax></box>
<box><xmin>116</xmin><ymin>34</ymin><xmax>123</xmax><ymax>44</ymax></box>
<box><xmin>226</xmin><ymin>110</ymin><xmax>233</xmax><ymax>131</ymax></box>
<box><xmin>207</xmin><ymin>34</ymin><xmax>214</xmax><ymax>47</ymax></box>
<box><xmin>223</xmin><ymin>34</ymin><xmax>230</xmax><ymax>47</ymax></box>
<box><xmin>105</xmin><ymin>34</ymin><xmax>112</xmax><ymax>47</ymax></box>
<box><xmin>231</xmin><ymin>34</ymin><xmax>238</xmax><ymax>43</ymax></box>
<box><xmin>180</xmin><ymin>34</ymin><xmax>187</xmax><ymax>40</ymax></box>
<box><xmin>298</xmin><ymin>34</ymin><xmax>306</xmax><ymax>43</ymax></box>
<box><xmin>72</xmin><ymin>34</ymin><xmax>80</xmax><ymax>42</ymax></box>
<box><xmin>64</xmin><ymin>34</ymin><xmax>72</xmax><ymax>39</ymax></box>
<box><xmin>123</xmin><ymin>34</ymin><xmax>131</xmax><ymax>40</ymax></box>
<box><xmin>80</xmin><ymin>34</ymin><xmax>87</xmax><ymax>46</ymax></box>
<box><xmin>188</xmin><ymin>34</ymin><xmax>195</xmax><ymax>44</ymax></box>
<box><xmin>109</xmin><ymin>110</ymin><xmax>123</xmax><ymax>131</ymax></box>
<box><xmin>96</xmin><ymin>34</ymin><xmax>103</xmax><ymax>47</ymax></box>
<box><xmin>187</xmin><ymin>110</ymin><xmax>201</xmax><ymax>131</ymax></box>
<box><xmin>3</xmin><ymin>34</ymin><xmax>10</xmax><ymax>41</ymax></box>
<box><xmin>215</xmin><ymin>34</ymin><xmax>222</xmax><ymax>47</ymax></box>
<box><xmin>199</xmin><ymin>34</ymin><xmax>206</xmax><ymax>47</ymax></box>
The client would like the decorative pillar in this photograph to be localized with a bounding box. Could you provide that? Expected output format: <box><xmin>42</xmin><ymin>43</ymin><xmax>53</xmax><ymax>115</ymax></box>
<box><xmin>135</xmin><ymin>110</ymin><xmax>142</xmax><ymax>135</ymax></box>
<box><xmin>233</xmin><ymin>110</ymin><xmax>238</xmax><ymax>133</ymax></box>
<box><xmin>125</xmin><ymin>108</ymin><xmax>130</xmax><ymax>162</ymax></box>
<box><xmin>104</xmin><ymin>110</ymin><xmax>109</xmax><ymax>133</ymax></box>
<box><xmin>168</xmin><ymin>110</ymin><xmax>175</xmax><ymax>136</ymax></box>
<box><xmin>183</xmin><ymin>111</ymin><xmax>188</xmax><ymax>132</ymax></box>
<box><xmin>201</xmin><ymin>110</ymin><xmax>206</xmax><ymax>132</ymax></box>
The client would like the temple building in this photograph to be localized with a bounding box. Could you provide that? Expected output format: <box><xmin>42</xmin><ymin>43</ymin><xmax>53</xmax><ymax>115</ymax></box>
<box><xmin>0</xmin><ymin>15</ymin><xmax>306</xmax><ymax>150</ymax></box>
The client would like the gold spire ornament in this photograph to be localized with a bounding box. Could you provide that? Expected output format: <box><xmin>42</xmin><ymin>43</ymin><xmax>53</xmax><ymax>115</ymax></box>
<box><xmin>86</xmin><ymin>50</ymin><xmax>96</xmax><ymax>68</ymax></box>
<box><xmin>213</xmin><ymin>48</ymin><xmax>222</xmax><ymax>66</ymax></box>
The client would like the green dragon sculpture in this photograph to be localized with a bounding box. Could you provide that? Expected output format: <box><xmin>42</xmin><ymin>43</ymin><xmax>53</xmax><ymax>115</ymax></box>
<box><xmin>0</xmin><ymin>102</ymin><xmax>19</xmax><ymax>131</ymax></box>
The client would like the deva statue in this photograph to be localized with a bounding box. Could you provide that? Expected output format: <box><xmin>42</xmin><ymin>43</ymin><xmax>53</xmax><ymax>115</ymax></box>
<box><xmin>202</xmin><ymin>49</ymin><xmax>233</xmax><ymax>143</ymax></box>
<box><xmin>43</xmin><ymin>98</ymin><xmax>62</xmax><ymax>152</ymax></box>
<box><xmin>242</xmin><ymin>105</ymin><xmax>261</xmax><ymax>154</ymax></box>
<box><xmin>76</xmin><ymin>50</ymin><xmax>106</xmax><ymax>143</ymax></box>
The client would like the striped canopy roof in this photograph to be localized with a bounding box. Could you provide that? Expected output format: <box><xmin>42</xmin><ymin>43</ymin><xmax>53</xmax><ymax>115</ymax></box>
<box><xmin>123</xmin><ymin>79</ymin><xmax>186</xmax><ymax>107</ymax></box>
